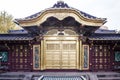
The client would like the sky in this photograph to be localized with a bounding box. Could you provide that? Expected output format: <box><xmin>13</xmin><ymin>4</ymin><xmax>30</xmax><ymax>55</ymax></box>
<box><xmin>0</xmin><ymin>0</ymin><xmax>120</xmax><ymax>30</ymax></box>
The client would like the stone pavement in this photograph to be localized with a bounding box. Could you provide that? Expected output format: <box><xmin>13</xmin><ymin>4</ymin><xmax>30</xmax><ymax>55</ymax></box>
<box><xmin>0</xmin><ymin>71</ymin><xmax>120</xmax><ymax>80</ymax></box>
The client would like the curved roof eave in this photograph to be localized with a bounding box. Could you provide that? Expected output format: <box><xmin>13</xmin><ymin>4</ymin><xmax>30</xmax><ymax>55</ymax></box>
<box><xmin>16</xmin><ymin>8</ymin><xmax>106</xmax><ymax>21</ymax></box>
<box><xmin>14</xmin><ymin>1</ymin><xmax>107</xmax><ymax>27</ymax></box>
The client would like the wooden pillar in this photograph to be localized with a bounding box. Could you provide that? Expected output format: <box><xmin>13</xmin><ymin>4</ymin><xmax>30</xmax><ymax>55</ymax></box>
<box><xmin>40</xmin><ymin>40</ymin><xmax>44</xmax><ymax>70</ymax></box>
<box><xmin>79</xmin><ymin>35</ymin><xmax>83</xmax><ymax>70</ymax></box>
<box><xmin>79</xmin><ymin>40</ymin><xmax>82</xmax><ymax>70</ymax></box>
<box><xmin>89</xmin><ymin>40</ymin><xmax>93</xmax><ymax>71</ymax></box>
<box><xmin>29</xmin><ymin>41</ymin><xmax>33</xmax><ymax>71</ymax></box>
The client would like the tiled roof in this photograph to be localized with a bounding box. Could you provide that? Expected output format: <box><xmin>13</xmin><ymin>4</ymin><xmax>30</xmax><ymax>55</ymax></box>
<box><xmin>15</xmin><ymin>1</ymin><xmax>105</xmax><ymax>21</ymax></box>
<box><xmin>52</xmin><ymin>1</ymin><xmax>98</xmax><ymax>20</ymax></box>
<box><xmin>80</xmin><ymin>11</ymin><xmax>97</xmax><ymax>19</ymax></box>
<box><xmin>24</xmin><ymin>11</ymin><xmax>41</xmax><ymax>20</ymax></box>
<box><xmin>0</xmin><ymin>34</ymin><xmax>34</xmax><ymax>41</ymax></box>
<box><xmin>95</xmin><ymin>29</ymin><xmax>116</xmax><ymax>34</ymax></box>
<box><xmin>89</xmin><ymin>33</ymin><xmax>120</xmax><ymax>40</ymax></box>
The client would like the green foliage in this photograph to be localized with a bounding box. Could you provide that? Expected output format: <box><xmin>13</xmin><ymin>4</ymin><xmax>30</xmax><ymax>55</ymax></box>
<box><xmin>0</xmin><ymin>11</ymin><xmax>16</xmax><ymax>33</ymax></box>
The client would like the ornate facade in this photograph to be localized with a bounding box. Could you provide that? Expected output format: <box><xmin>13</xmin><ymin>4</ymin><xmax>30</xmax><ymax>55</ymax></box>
<box><xmin>0</xmin><ymin>1</ymin><xmax>120</xmax><ymax>71</ymax></box>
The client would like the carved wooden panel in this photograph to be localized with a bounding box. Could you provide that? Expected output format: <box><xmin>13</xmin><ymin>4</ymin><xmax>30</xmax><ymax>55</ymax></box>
<box><xmin>83</xmin><ymin>45</ymin><xmax>89</xmax><ymax>69</ymax></box>
<box><xmin>91</xmin><ymin>45</ymin><xmax>111</xmax><ymax>71</ymax></box>
<box><xmin>33</xmin><ymin>45</ymin><xmax>40</xmax><ymax>70</ymax></box>
<box><xmin>11</xmin><ymin>45</ymin><xmax>30</xmax><ymax>70</ymax></box>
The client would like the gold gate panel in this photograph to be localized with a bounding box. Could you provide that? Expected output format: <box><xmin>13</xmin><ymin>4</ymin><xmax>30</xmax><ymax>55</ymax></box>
<box><xmin>45</xmin><ymin>41</ymin><xmax>61</xmax><ymax>69</ymax></box>
<box><xmin>45</xmin><ymin>40</ymin><xmax>77</xmax><ymax>69</ymax></box>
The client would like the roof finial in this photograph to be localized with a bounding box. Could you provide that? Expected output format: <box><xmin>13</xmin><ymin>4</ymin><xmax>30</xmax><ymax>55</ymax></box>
<box><xmin>52</xmin><ymin>0</ymin><xmax>69</xmax><ymax>8</ymax></box>
<box><xmin>57</xmin><ymin>0</ymin><xmax>64</xmax><ymax>3</ymax></box>
<box><xmin>57</xmin><ymin>0</ymin><xmax>64</xmax><ymax>5</ymax></box>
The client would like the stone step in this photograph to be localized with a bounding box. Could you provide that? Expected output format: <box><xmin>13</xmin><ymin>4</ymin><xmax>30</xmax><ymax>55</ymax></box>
<box><xmin>41</xmin><ymin>76</ymin><xmax>84</xmax><ymax>80</ymax></box>
<box><xmin>0</xmin><ymin>74</ymin><xmax>25</xmax><ymax>80</ymax></box>
<box><xmin>0</xmin><ymin>77</ymin><xmax>23</xmax><ymax>80</ymax></box>
<box><xmin>0</xmin><ymin>74</ymin><xmax>25</xmax><ymax>77</ymax></box>
<box><xmin>99</xmin><ymin>77</ymin><xmax>120</xmax><ymax>80</ymax></box>
<box><xmin>97</xmin><ymin>73</ymin><xmax>120</xmax><ymax>80</ymax></box>
<box><xmin>97</xmin><ymin>74</ymin><xmax>120</xmax><ymax>77</ymax></box>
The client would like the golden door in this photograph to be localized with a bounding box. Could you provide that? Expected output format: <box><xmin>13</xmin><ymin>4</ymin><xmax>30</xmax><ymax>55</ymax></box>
<box><xmin>45</xmin><ymin>40</ymin><xmax>77</xmax><ymax>69</ymax></box>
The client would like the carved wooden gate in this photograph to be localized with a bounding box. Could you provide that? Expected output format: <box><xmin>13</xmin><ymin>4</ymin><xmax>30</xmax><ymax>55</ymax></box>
<box><xmin>45</xmin><ymin>40</ymin><xmax>77</xmax><ymax>69</ymax></box>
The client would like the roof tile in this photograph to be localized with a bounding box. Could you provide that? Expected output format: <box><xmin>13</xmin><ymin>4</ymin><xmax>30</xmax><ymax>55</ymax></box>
<box><xmin>0</xmin><ymin>34</ymin><xmax>34</xmax><ymax>41</ymax></box>
<box><xmin>89</xmin><ymin>33</ymin><xmax>120</xmax><ymax>40</ymax></box>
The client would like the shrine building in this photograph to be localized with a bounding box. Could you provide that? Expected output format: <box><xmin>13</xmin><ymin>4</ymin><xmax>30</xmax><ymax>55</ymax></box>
<box><xmin>0</xmin><ymin>1</ymin><xmax>120</xmax><ymax>71</ymax></box>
